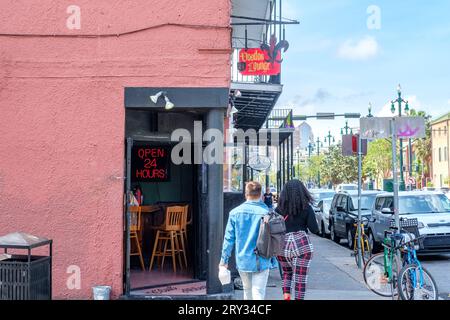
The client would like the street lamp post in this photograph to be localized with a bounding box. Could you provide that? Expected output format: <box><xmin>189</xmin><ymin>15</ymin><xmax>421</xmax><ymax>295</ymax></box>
<box><xmin>324</xmin><ymin>131</ymin><xmax>335</xmax><ymax>148</ymax></box>
<box><xmin>306</xmin><ymin>142</ymin><xmax>314</xmax><ymax>158</ymax></box>
<box><xmin>367</xmin><ymin>102</ymin><xmax>374</xmax><ymax>118</ymax></box>
<box><xmin>306</xmin><ymin>142</ymin><xmax>315</xmax><ymax>187</ymax></box>
<box><xmin>340</xmin><ymin>121</ymin><xmax>353</xmax><ymax>136</ymax></box>
<box><xmin>315</xmin><ymin>137</ymin><xmax>323</xmax><ymax>188</ymax></box>
<box><xmin>391</xmin><ymin>84</ymin><xmax>409</xmax><ymax>191</ymax></box>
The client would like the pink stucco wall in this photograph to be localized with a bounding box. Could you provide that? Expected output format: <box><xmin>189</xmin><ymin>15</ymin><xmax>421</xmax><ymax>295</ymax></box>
<box><xmin>0</xmin><ymin>0</ymin><xmax>230</xmax><ymax>299</ymax></box>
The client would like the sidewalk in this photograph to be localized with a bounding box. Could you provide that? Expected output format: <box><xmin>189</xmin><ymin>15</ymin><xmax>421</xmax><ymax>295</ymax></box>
<box><xmin>233</xmin><ymin>235</ymin><xmax>387</xmax><ymax>300</ymax></box>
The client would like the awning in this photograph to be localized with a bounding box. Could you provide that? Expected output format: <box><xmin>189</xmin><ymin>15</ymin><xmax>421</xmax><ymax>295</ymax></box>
<box><xmin>230</xmin><ymin>82</ymin><xmax>283</xmax><ymax>131</ymax></box>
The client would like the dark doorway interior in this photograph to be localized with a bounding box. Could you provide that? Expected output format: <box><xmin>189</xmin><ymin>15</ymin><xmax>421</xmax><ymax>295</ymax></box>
<box><xmin>124</xmin><ymin>109</ymin><xmax>206</xmax><ymax>296</ymax></box>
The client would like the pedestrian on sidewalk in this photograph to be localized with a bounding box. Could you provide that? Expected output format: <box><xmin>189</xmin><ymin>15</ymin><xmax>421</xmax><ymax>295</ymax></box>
<box><xmin>275</xmin><ymin>179</ymin><xmax>319</xmax><ymax>300</ymax></box>
<box><xmin>220</xmin><ymin>181</ymin><xmax>277</xmax><ymax>300</ymax></box>
<box><xmin>263</xmin><ymin>187</ymin><xmax>274</xmax><ymax>209</ymax></box>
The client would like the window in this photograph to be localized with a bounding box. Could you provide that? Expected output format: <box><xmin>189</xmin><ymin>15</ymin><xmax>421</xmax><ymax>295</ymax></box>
<box><xmin>223</xmin><ymin>145</ymin><xmax>244</xmax><ymax>192</ymax></box>
<box><xmin>383</xmin><ymin>197</ymin><xmax>394</xmax><ymax>211</ymax></box>
<box><xmin>375</xmin><ymin>197</ymin><xmax>385</xmax><ymax>211</ymax></box>
<box><xmin>439</xmin><ymin>148</ymin><xmax>442</xmax><ymax>162</ymax></box>
<box><xmin>339</xmin><ymin>195</ymin><xmax>348</xmax><ymax>211</ymax></box>
<box><xmin>445</xmin><ymin>147</ymin><xmax>448</xmax><ymax>162</ymax></box>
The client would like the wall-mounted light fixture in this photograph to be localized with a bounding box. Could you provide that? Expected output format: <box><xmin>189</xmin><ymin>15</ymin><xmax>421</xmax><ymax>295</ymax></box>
<box><xmin>149</xmin><ymin>91</ymin><xmax>175</xmax><ymax>110</ymax></box>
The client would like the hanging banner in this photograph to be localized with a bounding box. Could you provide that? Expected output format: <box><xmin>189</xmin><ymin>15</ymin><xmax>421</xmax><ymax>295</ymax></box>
<box><xmin>238</xmin><ymin>48</ymin><xmax>281</xmax><ymax>76</ymax></box>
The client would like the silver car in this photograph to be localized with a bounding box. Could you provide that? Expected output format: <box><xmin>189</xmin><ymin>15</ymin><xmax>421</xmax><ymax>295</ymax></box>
<box><xmin>316</xmin><ymin>197</ymin><xmax>333</xmax><ymax>237</ymax></box>
<box><xmin>310</xmin><ymin>189</ymin><xmax>335</xmax><ymax>236</ymax></box>
<box><xmin>368</xmin><ymin>191</ymin><xmax>450</xmax><ymax>254</ymax></box>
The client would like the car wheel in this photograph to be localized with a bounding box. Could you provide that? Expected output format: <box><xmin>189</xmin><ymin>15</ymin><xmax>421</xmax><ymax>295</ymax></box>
<box><xmin>330</xmin><ymin>223</ymin><xmax>341</xmax><ymax>244</ymax></box>
<box><xmin>347</xmin><ymin>228</ymin><xmax>354</xmax><ymax>249</ymax></box>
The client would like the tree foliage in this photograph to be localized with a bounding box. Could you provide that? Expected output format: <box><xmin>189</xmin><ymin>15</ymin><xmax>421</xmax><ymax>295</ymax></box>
<box><xmin>320</xmin><ymin>144</ymin><xmax>358</xmax><ymax>185</ymax></box>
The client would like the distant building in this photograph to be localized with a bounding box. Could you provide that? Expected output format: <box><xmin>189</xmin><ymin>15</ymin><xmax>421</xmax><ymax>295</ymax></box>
<box><xmin>431</xmin><ymin>112</ymin><xmax>450</xmax><ymax>187</ymax></box>
<box><xmin>293</xmin><ymin>122</ymin><xmax>314</xmax><ymax>150</ymax></box>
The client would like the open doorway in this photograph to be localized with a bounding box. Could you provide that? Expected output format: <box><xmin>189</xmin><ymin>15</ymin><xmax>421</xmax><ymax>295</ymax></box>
<box><xmin>123</xmin><ymin>110</ymin><xmax>206</xmax><ymax>297</ymax></box>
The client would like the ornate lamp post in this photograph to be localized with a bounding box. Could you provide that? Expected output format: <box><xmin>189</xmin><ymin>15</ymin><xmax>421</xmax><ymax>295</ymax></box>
<box><xmin>306</xmin><ymin>142</ymin><xmax>314</xmax><ymax>158</ymax></box>
<box><xmin>390</xmin><ymin>84</ymin><xmax>409</xmax><ymax>191</ymax></box>
<box><xmin>367</xmin><ymin>102</ymin><xmax>374</xmax><ymax>118</ymax></box>
<box><xmin>340</xmin><ymin>121</ymin><xmax>353</xmax><ymax>135</ymax></box>
<box><xmin>324</xmin><ymin>131</ymin><xmax>335</xmax><ymax>148</ymax></box>
<box><xmin>315</xmin><ymin>137</ymin><xmax>323</xmax><ymax>188</ymax></box>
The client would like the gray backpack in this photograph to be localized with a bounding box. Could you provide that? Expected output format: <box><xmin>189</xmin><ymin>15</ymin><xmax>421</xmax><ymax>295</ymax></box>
<box><xmin>255</xmin><ymin>210</ymin><xmax>287</xmax><ymax>259</ymax></box>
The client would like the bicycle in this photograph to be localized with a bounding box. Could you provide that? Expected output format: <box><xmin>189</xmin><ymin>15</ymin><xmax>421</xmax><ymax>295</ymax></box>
<box><xmin>350</xmin><ymin>217</ymin><xmax>372</xmax><ymax>267</ymax></box>
<box><xmin>363</xmin><ymin>217</ymin><xmax>438</xmax><ymax>300</ymax></box>
<box><xmin>363</xmin><ymin>227</ymin><xmax>401</xmax><ymax>299</ymax></box>
<box><xmin>397</xmin><ymin>233</ymin><xmax>438</xmax><ymax>300</ymax></box>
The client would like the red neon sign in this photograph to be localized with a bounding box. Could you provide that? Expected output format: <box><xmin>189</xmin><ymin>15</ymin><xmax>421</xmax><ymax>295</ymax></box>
<box><xmin>238</xmin><ymin>48</ymin><xmax>281</xmax><ymax>76</ymax></box>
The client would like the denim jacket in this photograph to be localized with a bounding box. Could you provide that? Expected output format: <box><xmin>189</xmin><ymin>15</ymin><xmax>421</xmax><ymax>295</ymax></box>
<box><xmin>220</xmin><ymin>200</ymin><xmax>278</xmax><ymax>272</ymax></box>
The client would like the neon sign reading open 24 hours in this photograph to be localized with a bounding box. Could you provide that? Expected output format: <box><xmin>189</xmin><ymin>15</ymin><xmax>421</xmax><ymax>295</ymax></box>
<box><xmin>131</xmin><ymin>146</ymin><xmax>170</xmax><ymax>182</ymax></box>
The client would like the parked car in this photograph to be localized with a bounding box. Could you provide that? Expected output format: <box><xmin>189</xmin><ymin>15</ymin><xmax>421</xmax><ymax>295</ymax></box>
<box><xmin>368</xmin><ymin>191</ymin><xmax>450</xmax><ymax>254</ymax></box>
<box><xmin>329</xmin><ymin>190</ymin><xmax>385</xmax><ymax>248</ymax></box>
<box><xmin>309</xmin><ymin>189</ymin><xmax>335</xmax><ymax>236</ymax></box>
<box><xmin>315</xmin><ymin>197</ymin><xmax>333</xmax><ymax>238</ymax></box>
<box><xmin>336</xmin><ymin>183</ymin><xmax>358</xmax><ymax>192</ymax></box>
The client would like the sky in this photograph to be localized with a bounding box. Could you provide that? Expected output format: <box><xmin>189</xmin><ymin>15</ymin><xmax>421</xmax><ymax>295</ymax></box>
<box><xmin>276</xmin><ymin>0</ymin><xmax>450</xmax><ymax>146</ymax></box>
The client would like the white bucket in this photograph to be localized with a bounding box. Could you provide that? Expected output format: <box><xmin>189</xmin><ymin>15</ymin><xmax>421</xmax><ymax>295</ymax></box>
<box><xmin>92</xmin><ymin>286</ymin><xmax>112</xmax><ymax>300</ymax></box>
<box><xmin>218</xmin><ymin>266</ymin><xmax>231</xmax><ymax>285</ymax></box>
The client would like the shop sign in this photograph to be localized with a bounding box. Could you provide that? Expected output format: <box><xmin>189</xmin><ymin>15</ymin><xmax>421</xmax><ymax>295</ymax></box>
<box><xmin>238</xmin><ymin>35</ymin><xmax>288</xmax><ymax>76</ymax></box>
<box><xmin>238</xmin><ymin>48</ymin><xmax>281</xmax><ymax>75</ymax></box>
<box><xmin>131</xmin><ymin>146</ymin><xmax>170</xmax><ymax>182</ymax></box>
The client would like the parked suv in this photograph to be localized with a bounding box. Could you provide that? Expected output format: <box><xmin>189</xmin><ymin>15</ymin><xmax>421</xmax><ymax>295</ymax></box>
<box><xmin>329</xmin><ymin>190</ymin><xmax>385</xmax><ymax>248</ymax></box>
<box><xmin>368</xmin><ymin>191</ymin><xmax>450</xmax><ymax>254</ymax></box>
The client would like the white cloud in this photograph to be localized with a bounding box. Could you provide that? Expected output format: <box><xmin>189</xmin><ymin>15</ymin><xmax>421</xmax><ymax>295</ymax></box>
<box><xmin>448</xmin><ymin>99</ymin><xmax>450</xmax><ymax>105</ymax></box>
<box><xmin>337</xmin><ymin>36</ymin><xmax>379</xmax><ymax>60</ymax></box>
<box><xmin>377</xmin><ymin>95</ymin><xmax>421</xmax><ymax>117</ymax></box>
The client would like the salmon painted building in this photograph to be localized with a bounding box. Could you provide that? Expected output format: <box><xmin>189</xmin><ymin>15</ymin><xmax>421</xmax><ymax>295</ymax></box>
<box><xmin>0</xmin><ymin>0</ymin><xmax>294</xmax><ymax>299</ymax></box>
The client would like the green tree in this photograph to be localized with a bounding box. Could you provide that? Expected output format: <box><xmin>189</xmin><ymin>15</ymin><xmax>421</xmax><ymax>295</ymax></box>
<box><xmin>363</xmin><ymin>139</ymin><xmax>392</xmax><ymax>188</ymax></box>
<box><xmin>409</xmin><ymin>109</ymin><xmax>432</xmax><ymax>186</ymax></box>
<box><xmin>321</xmin><ymin>144</ymin><xmax>358</xmax><ymax>186</ymax></box>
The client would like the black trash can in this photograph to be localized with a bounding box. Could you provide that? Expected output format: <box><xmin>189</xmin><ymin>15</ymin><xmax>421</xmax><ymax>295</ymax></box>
<box><xmin>0</xmin><ymin>232</ymin><xmax>52</xmax><ymax>300</ymax></box>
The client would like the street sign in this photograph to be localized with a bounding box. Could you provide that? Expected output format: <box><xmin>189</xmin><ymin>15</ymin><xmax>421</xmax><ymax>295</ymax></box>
<box><xmin>360</xmin><ymin>117</ymin><xmax>391</xmax><ymax>139</ymax></box>
<box><xmin>316</xmin><ymin>113</ymin><xmax>335</xmax><ymax>120</ymax></box>
<box><xmin>395</xmin><ymin>117</ymin><xmax>426</xmax><ymax>139</ymax></box>
<box><xmin>360</xmin><ymin>116</ymin><xmax>426</xmax><ymax>140</ymax></box>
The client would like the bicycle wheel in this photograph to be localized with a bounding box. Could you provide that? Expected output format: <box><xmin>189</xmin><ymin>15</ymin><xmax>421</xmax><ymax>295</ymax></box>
<box><xmin>363</xmin><ymin>252</ymin><xmax>400</xmax><ymax>297</ymax></box>
<box><xmin>398</xmin><ymin>264</ymin><xmax>438</xmax><ymax>300</ymax></box>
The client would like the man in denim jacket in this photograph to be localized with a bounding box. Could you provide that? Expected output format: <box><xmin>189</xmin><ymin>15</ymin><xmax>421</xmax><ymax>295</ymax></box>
<box><xmin>219</xmin><ymin>181</ymin><xmax>277</xmax><ymax>300</ymax></box>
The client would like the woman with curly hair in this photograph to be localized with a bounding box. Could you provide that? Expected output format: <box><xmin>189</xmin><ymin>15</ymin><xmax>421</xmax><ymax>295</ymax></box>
<box><xmin>275</xmin><ymin>179</ymin><xmax>319</xmax><ymax>300</ymax></box>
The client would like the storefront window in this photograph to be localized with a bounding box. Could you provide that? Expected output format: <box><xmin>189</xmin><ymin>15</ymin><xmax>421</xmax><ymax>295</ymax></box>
<box><xmin>223</xmin><ymin>144</ymin><xmax>244</xmax><ymax>192</ymax></box>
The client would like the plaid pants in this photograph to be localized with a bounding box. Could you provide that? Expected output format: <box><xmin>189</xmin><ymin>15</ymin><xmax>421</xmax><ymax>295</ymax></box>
<box><xmin>277</xmin><ymin>231</ymin><xmax>313</xmax><ymax>300</ymax></box>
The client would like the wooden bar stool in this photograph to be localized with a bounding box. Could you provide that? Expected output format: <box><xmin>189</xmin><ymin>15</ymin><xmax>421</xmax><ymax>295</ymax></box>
<box><xmin>176</xmin><ymin>204</ymin><xmax>189</xmax><ymax>268</ymax></box>
<box><xmin>129</xmin><ymin>206</ymin><xmax>145</xmax><ymax>271</ymax></box>
<box><xmin>149</xmin><ymin>206</ymin><xmax>186</xmax><ymax>272</ymax></box>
